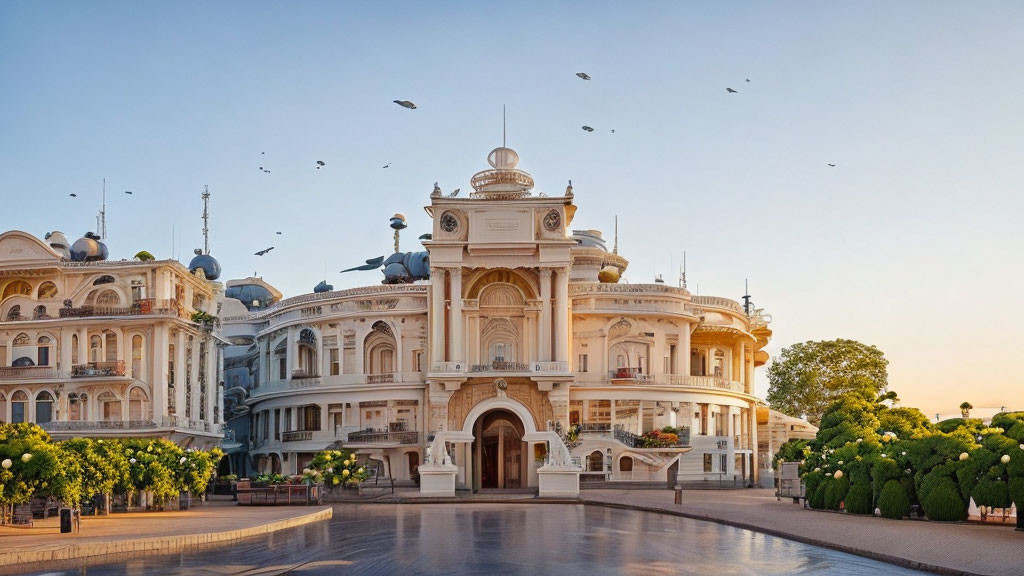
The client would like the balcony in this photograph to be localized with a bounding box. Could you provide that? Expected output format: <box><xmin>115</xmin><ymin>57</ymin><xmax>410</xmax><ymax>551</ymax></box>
<box><xmin>345</xmin><ymin>429</ymin><xmax>420</xmax><ymax>445</ymax></box>
<box><xmin>41</xmin><ymin>417</ymin><xmax>222</xmax><ymax>435</ymax></box>
<box><xmin>71</xmin><ymin>361</ymin><xmax>126</xmax><ymax>378</ymax></box>
<box><xmin>600</xmin><ymin>372</ymin><xmax>746</xmax><ymax>393</ymax></box>
<box><xmin>0</xmin><ymin>366</ymin><xmax>59</xmax><ymax>379</ymax></box>
<box><xmin>58</xmin><ymin>298</ymin><xmax>184</xmax><ymax>319</ymax></box>
<box><xmin>367</xmin><ymin>373</ymin><xmax>395</xmax><ymax>384</ymax></box>
<box><xmin>282</xmin><ymin>430</ymin><xmax>314</xmax><ymax>442</ymax></box>
<box><xmin>470</xmin><ymin>361</ymin><xmax>530</xmax><ymax>373</ymax></box>
<box><xmin>435</xmin><ymin>361</ymin><xmax>570</xmax><ymax>376</ymax></box>
<box><xmin>609</xmin><ymin>367</ymin><xmax>651</xmax><ymax>382</ymax></box>
<box><xmin>613</xmin><ymin>425</ymin><xmax>691</xmax><ymax>448</ymax></box>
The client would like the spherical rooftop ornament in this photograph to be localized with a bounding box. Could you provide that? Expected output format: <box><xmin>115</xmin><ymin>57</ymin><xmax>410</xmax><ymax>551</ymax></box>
<box><xmin>598</xmin><ymin>265</ymin><xmax>620</xmax><ymax>284</ymax></box>
<box><xmin>488</xmin><ymin>147</ymin><xmax>519</xmax><ymax>169</ymax></box>
<box><xmin>313</xmin><ymin>280</ymin><xmax>333</xmax><ymax>293</ymax></box>
<box><xmin>188</xmin><ymin>252</ymin><xmax>222</xmax><ymax>280</ymax></box>
<box><xmin>390</xmin><ymin>213</ymin><xmax>408</xmax><ymax>230</ymax></box>
<box><xmin>70</xmin><ymin>232</ymin><xmax>109</xmax><ymax>262</ymax></box>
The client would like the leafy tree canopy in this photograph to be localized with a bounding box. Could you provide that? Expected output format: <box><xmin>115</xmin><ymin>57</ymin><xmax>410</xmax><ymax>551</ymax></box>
<box><xmin>767</xmin><ymin>339</ymin><xmax>889</xmax><ymax>426</ymax></box>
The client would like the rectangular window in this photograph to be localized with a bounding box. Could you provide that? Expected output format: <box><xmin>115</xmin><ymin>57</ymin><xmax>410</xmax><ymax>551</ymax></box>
<box><xmin>663</xmin><ymin>356</ymin><xmax>669</xmax><ymax>374</ymax></box>
<box><xmin>279</xmin><ymin>358</ymin><xmax>287</xmax><ymax>380</ymax></box>
<box><xmin>703</xmin><ymin>454</ymin><xmax>712</xmax><ymax>473</ymax></box>
<box><xmin>413</xmin><ymin>350</ymin><xmax>424</xmax><ymax>372</ymax></box>
<box><xmin>274</xmin><ymin>409</ymin><xmax>281</xmax><ymax>440</ymax></box>
<box><xmin>329</xmin><ymin>348</ymin><xmax>340</xmax><ymax>376</ymax></box>
<box><xmin>38</xmin><ymin>347</ymin><xmax>49</xmax><ymax>367</ymax></box>
<box><xmin>578</xmin><ymin>354</ymin><xmax>588</xmax><ymax>372</ymax></box>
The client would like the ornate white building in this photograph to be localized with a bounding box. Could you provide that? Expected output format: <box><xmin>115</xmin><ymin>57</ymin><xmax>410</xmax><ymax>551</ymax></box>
<box><xmin>225</xmin><ymin>145</ymin><xmax>773</xmax><ymax>490</ymax></box>
<box><xmin>0</xmin><ymin>230</ymin><xmax>224</xmax><ymax>449</ymax></box>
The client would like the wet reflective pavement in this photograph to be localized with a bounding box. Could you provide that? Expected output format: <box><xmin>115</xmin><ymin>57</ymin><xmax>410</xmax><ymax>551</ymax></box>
<box><xmin>21</xmin><ymin>504</ymin><xmax>933</xmax><ymax>575</ymax></box>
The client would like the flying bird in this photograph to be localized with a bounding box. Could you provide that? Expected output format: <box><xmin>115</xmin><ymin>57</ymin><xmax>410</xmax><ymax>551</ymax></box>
<box><xmin>259</xmin><ymin>166</ymin><xmax>271</xmax><ymax>174</ymax></box>
<box><xmin>393</xmin><ymin>100</ymin><xmax>417</xmax><ymax>109</ymax></box>
<box><xmin>726</xmin><ymin>88</ymin><xmax>738</xmax><ymax>93</ymax></box>
<box><xmin>69</xmin><ymin>193</ymin><xmax>77</xmax><ymax>198</ymax></box>
<box><xmin>124</xmin><ymin>190</ymin><xmax>133</xmax><ymax>195</ymax></box>
<box><xmin>382</xmin><ymin>163</ymin><xmax>391</xmax><ymax>169</ymax></box>
<box><xmin>261</xmin><ymin>151</ymin><xmax>265</xmax><ymax>155</ymax></box>
<box><xmin>582</xmin><ymin>126</ymin><xmax>594</xmax><ymax>132</ymax></box>
<box><xmin>827</xmin><ymin>163</ymin><xmax>836</xmax><ymax>167</ymax></box>
<box><xmin>276</xmin><ymin>231</ymin><xmax>282</xmax><ymax>235</ymax></box>
<box><xmin>610</xmin><ymin>129</ymin><xmax>615</xmax><ymax>134</ymax></box>
<box><xmin>254</xmin><ymin>247</ymin><xmax>275</xmax><ymax>256</ymax></box>
<box><xmin>576</xmin><ymin>72</ymin><xmax>591</xmax><ymax>80</ymax></box>
<box><xmin>745</xmin><ymin>78</ymin><xmax>750</xmax><ymax>83</ymax></box>
<box><xmin>448</xmin><ymin>188</ymin><xmax>460</xmax><ymax>197</ymax></box>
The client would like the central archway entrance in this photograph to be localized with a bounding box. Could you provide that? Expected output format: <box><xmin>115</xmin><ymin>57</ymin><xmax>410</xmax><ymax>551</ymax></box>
<box><xmin>472</xmin><ymin>409</ymin><xmax>527</xmax><ymax>491</ymax></box>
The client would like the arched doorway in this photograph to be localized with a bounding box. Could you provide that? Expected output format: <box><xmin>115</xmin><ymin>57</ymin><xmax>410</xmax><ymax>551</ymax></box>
<box><xmin>472</xmin><ymin>409</ymin><xmax>526</xmax><ymax>491</ymax></box>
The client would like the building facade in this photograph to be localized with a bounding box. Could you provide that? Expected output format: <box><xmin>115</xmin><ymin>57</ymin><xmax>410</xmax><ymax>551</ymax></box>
<box><xmin>225</xmin><ymin>146</ymin><xmax>773</xmax><ymax>489</ymax></box>
<box><xmin>0</xmin><ymin>230</ymin><xmax>224</xmax><ymax>449</ymax></box>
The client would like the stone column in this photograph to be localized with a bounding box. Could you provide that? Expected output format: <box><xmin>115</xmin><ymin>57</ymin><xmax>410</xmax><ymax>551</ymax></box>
<box><xmin>190</xmin><ymin>336</ymin><xmax>200</xmax><ymax>420</ymax></box>
<box><xmin>554</xmin><ymin>267</ymin><xmax>569</xmax><ymax>364</ymax></box>
<box><xmin>449</xmin><ymin>268</ymin><xmax>462</xmax><ymax>362</ymax></box>
<box><xmin>285</xmin><ymin>326</ymin><xmax>295</xmax><ymax>379</ymax></box>
<box><xmin>538</xmin><ymin>269</ymin><xmax>552</xmax><ymax>361</ymax></box>
<box><xmin>174</xmin><ymin>331</ymin><xmax>186</xmax><ymax>418</ymax></box>
<box><xmin>430</xmin><ymin>267</ymin><xmax>445</xmax><ymax>364</ymax></box>
<box><xmin>151</xmin><ymin>326</ymin><xmax>167</xmax><ymax>419</ymax></box>
<box><xmin>749</xmin><ymin>402</ymin><xmax>759</xmax><ymax>485</ymax></box>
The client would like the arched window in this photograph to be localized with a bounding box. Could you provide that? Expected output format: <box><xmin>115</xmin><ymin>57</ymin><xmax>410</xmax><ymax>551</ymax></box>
<box><xmin>71</xmin><ymin>334</ymin><xmax>79</xmax><ymax>365</ymax></box>
<box><xmin>68</xmin><ymin>393</ymin><xmax>87</xmax><ymax>421</ymax></box>
<box><xmin>98</xmin><ymin>391</ymin><xmax>121</xmax><ymax>421</ymax></box>
<box><xmin>11</xmin><ymin>391</ymin><xmax>28</xmax><ymax>423</ymax></box>
<box><xmin>36</xmin><ymin>281</ymin><xmax>57</xmax><ymax>299</ymax></box>
<box><xmin>588</xmin><ymin>450</ymin><xmax>604</xmax><ymax>472</ymax></box>
<box><xmin>296</xmin><ymin>329</ymin><xmax>318</xmax><ymax>377</ymax></box>
<box><xmin>619</xmin><ymin>456</ymin><xmax>634</xmax><ymax>473</ymax></box>
<box><xmin>1</xmin><ymin>280</ymin><xmax>31</xmax><ymax>300</ymax></box>
<box><xmin>35</xmin><ymin>391</ymin><xmax>54</xmax><ymax>424</ymax></box>
<box><xmin>364</xmin><ymin>322</ymin><xmax>397</xmax><ymax>375</ymax></box>
<box><xmin>93</xmin><ymin>275</ymin><xmax>116</xmax><ymax>286</ymax></box>
<box><xmin>105</xmin><ymin>332</ymin><xmax>118</xmax><ymax>363</ymax></box>
<box><xmin>0</xmin><ymin>393</ymin><xmax>6</xmax><ymax>423</ymax></box>
<box><xmin>6</xmin><ymin>305</ymin><xmax>21</xmax><ymax>321</ymax></box>
<box><xmin>90</xmin><ymin>335</ymin><xmax>103</xmax><ymax>362</ymax></box>
<box><xmin>129</xmin><ymin>387</ymin><xmax>149</xmax><ymax>421</ymax></box>
<box><xmin>37</xmin><ymin>336</ymin><xmax>52</xmax><ymax>366</ymax></box>
<box><xmin>131</xmin><ymin>335</ymin><xmax>144</xmax><ymax>378</ymax></box>
<box><xmin>96</xmin><ymin>290</ymin><xmax>120</xmax><ymax>307</ymax></box>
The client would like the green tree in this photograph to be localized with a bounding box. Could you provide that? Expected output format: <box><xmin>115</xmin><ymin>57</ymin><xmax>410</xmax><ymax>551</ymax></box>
<box><xmin>766</xmin><ymin>339</ymin><xmax>889</xmax><ymax>426</ymax></box>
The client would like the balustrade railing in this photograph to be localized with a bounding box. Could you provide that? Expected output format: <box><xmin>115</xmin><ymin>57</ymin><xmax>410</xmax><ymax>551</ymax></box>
<box><xmin>71</xmin><ymin>361</ymin><xmax>126</xmax><ymax>378</ymax></box>
<box><xmin>40</xmin><ymin>417</ymin><xmax>221</xmax><ymax>434</ymax></box>
<box><xmin>59</xmin><ymin>298</ymin><xmax>183</xmax><ymax>319</ymax></box>
<box><xmin>470</xmin><ymin>361</ymin><xmax>530</xmax><ymax>373</ymax></box>
<box><xmin>0</xmin><ymin>366</ymin><xmax>59</xmax><ymax>379</ymax></box>
<box><xmin>613</xmin><ymin>425</ymin><xmax>690</xmax><ymax>448</ymax></box>
<box><xmin>282</xmin><ymin>430</ymin><xmax>314</xmax><ymax>442</ymax></box>
<box><xmin>345</xmin><ymin>430</ymin><xmax>420</xmax><ymax>445</ymax></box>
<box><xmin>367</xmin><ymin>373</ymin><xmax>395</xmax><ymax>384</ymax></box>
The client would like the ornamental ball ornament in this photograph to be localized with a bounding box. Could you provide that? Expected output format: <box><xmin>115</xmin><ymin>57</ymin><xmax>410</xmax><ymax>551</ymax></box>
<box><xmin>959</xmin><ymin>452</ymin><xmax>969</xmax><ymax>461</ymax></box>
<box><xmin>1</xmin><ymin>459</ymin><xmax>11</xmax><ymax>469</ymax></box>
<box><xmin>1001</xmin><ymin>454</ymin><xmax>1011</xmax><ymax>464</ymax></box>
<box><xmin>21</xmin><ymin>453</ymin><xmax>31</xmax><ymax>463</ymax></box>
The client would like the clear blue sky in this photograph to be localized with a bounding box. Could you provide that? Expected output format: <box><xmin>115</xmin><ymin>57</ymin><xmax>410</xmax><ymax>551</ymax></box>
<box><xmin>2</xmin><ymin>1</ymin><xmax>1021</xmax><ymax>416</ymax></box>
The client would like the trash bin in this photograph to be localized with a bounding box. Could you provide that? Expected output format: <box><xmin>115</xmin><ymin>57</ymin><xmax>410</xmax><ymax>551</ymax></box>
<box><xmin>59</xmin><ymin>508</ymin><xmax>73</xmax><ymax>534</ymax></box>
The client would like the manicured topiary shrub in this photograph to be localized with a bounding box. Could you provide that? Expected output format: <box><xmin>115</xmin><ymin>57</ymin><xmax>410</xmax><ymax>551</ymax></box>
<box><xmin>872</xmin><ymin>458</ymin><xmax>901</xmax><ymax>505</ymax></box>
<box><xmin>808</xmin><ymin>477</ymin><xmax>827</xmax><ymax>510</ymax></box>
<box><xmin>1009</xmin><ymin>478</ymin><xmax>1024</xmax><ymax>511</ymax></box>
<box><xmin>971</xmin><ymin>477</ymin><xmax>1011</xmax><ymax>509</ymax></box>
<box><xmin>878</xmin><ymin>480</ymin><xmax>910</xmax><ymax>519</ymax></box>
<box><xmin>922</xmin><ymin>482</ymin><xmax>967</xmax><ymax>522</ymax></box>
<box><xmin>824</xmin><ymin>475</ymin><xmax>850</xmax><ymax>511</ymax></box>
<box><xmin>845</xmin><ymin>480</ymin><xmax>874</xmax><ymax>515</ymax></box>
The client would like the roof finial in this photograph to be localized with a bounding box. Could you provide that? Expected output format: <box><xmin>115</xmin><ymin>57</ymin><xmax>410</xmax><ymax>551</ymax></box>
<box><xmin>503</xmin><ymin>104</ymin><xmax>506</xmax><ymax>148</ymax></box>
<box><xmin>742</xmin><ymin>278</ymin><xmax>752</xmax><ymax>315</ymax></box>
<box><xmin>97</xmin><ymin>178</ymin><xmax>107</xmax><ymax>240</ymax></box>
<box><xmin>680</xmin><ymin>251</ymin><xmax>687</xmax><ymax>289</ymax></box>
<box><xmin>613</xmin><ymin>215</ymin><xmax>619</xmax><ymax>255</ymax></box>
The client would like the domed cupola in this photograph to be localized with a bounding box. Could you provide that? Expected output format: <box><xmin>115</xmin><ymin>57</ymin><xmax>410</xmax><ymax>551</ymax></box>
<box><xmin>188</xmin><ymin>249</ymin><xmax>222</xmax><ymax>280</ymax></box>
<box><xmin>44</xmin><ymin>231</ymin><xmax>71</xmax><ymax>259</ymax></box>
<box><xmin>466</xmin><ymin>147</ymin><xmax>535</xmax><ymax>199</ymax></box>
<box><xmin>70</xmin><ymin>232</ymin><xmax>109</xmax><ymax>262</ymax></box>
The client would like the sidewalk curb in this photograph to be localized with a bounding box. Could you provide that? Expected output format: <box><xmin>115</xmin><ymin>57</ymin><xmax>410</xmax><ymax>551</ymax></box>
<box><xmin>0</xmin><ymin>506</ymin><xmax>332</xmax><ymax>572</ymax></box>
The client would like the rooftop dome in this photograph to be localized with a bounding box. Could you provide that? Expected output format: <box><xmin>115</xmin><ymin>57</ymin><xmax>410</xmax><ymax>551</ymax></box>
<box><xmin>188</xmin><ymin>251</ymin><xmax>222</xmax><ymax>280</ymax></box>
<box><xmin>44</xmin><ymin>231</ymin><xmax>70</xmax><ymax>259</ymax></box>
<box><xmin>468</xmin><ymin>147</ymin><xmax>535</xmax><ymax>198</ymax></box>
<box><xmin>69</xmin><ymin>232</ymin><xmax>109</xmax><ymax>262</ymax></box>
<box><xmin>571</xmin><ymin>229</ymin><xmax>608</xmax><ymax>251</ymax></box>
<box><xmin>225</xmin><ymin>283</ymin><xmax>275</xmax><ymax>311</ymax></box>
<box><xmin>313</xmin><ymin>280</ymin><xmax>334</xmax><ymax>293</ymax></box>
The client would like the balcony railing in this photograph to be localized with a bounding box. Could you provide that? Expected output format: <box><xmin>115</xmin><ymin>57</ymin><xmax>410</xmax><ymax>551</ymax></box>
<box><xmin>609</xmin><ymin>367</ymin><xmax>651</xmax><ymax>381</ymax></box>
<box><xmin>71</xmin><ymin>361</ymin><xmax>126</xmax><ymax>378</ymax></box>
<box><xmin>41</xmin><ymin>417</ymin><xmax>222</xmax><ymax>434</ymax></box>
<box><xmin>282</xmin><ymin>430</ymin><xmax>314</xmax><ymax>442</ymax></box>
<box><xmin>0</xmin><ymin>366</ymin><xmax>59</xmax><ymax>379</ymax></box>
<box><xmin>346</xmin><ymin>430</ymin><xmax>420</xmax><ymax>445</ymax></box>
<box><xmin>367</xmin><ymin>373</ymin><xmax>395</xmax><ymax>384</ymax></box>
<box><xmin>470</xmin><ymin>361</ymin><xmax>530</xmax><ymax>373</ymax></box>
<box><xmin>432</xmin><ymin>361</ymin><xmax>570</xmax><ymax>374</ymax></box>
<box><xmin>579</xmin><ymin>422</ymin><xmax>611</xmax><ymax>433</ymax></box>
<box><xmin>613</xmin><ymin>425</ymin><xmax>690</xmax><ymax>448</ymax></box>
<box><xmin>59</xmin><ymin>298</ymin><xmax>183</xmax><ymax>319</ymax></box>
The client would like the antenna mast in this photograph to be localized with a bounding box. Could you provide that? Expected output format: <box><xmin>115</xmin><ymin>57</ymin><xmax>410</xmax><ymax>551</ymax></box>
<box><xmin>97</xmin><ymin>178</ymin><xmax>107</xmax><ymax>239</ymax></box>
<box><xmin>503</xmin><ymin>104</ymin><xmax>507</xmax><ymax>148</ymax></box>
<box><xmin>742</xmin><ymin>278</ymin><xmax>752</xmax><ymax>315</ymax></box>
<box><xmin>201</xmin><ymin>185</ymin><xmax>211</xmax><ymax>254</ymax></box>
<box><xmin>680</xmin><ymin>251</ymin><xmax>687</xmax><ymax>289</ymax></box>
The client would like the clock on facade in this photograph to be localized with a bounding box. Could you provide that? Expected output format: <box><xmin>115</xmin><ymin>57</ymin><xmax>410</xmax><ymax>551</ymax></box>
<box><xmin>440</xmin><ymin>211</ymin><xmax>459</xmax><ymax>233</ymax></box>
<box><xmin>543</xmin><ymin>209</ymin><xmax>561</xmax><ymax>232</ymax></box>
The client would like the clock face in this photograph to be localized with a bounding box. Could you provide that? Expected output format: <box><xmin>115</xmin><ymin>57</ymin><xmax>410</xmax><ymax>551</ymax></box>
<box><xmin>440</xmin><ymin>211</ymin><xmax>459</xmax><ymax>233</ymax></box>
<box><xmin>543</xmin><ymin>209</ymin><xmax>561</xmax><ymax>232</ymax></box>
